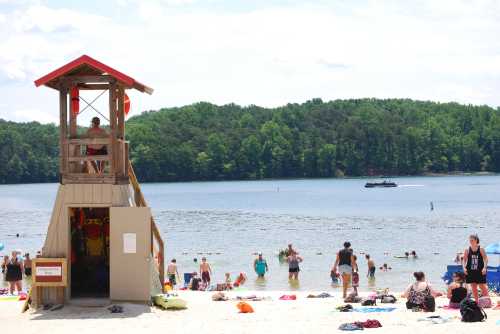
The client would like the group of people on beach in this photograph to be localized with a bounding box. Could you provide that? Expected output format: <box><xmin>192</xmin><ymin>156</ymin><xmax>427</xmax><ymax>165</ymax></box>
<box><xmin>1</xmin><ymin>251</ymin><xmax>32</xmax><ymax>295</ymax></box>
<box><xmin>401</xmin><ymin>234</ymin><xmax>490</xmax><ymax>310</ymax></box>
<box><xmin>165</xmin><ymin>234</ymin><xmax>492</xmax><ymax>311</ymax></box>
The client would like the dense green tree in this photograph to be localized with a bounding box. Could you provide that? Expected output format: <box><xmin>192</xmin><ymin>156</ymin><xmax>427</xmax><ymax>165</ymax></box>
<box><xmin>2</xmin><ymin>98</ymin><xmax>500</xmax><ymax>184</ymax></box>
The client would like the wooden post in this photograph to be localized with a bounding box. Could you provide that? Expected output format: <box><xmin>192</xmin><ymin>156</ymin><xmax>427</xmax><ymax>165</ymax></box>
<box><xmin>69</xmin><ymin>86</ymin><xmax>77</xmax><ymax>138</ymax></box>
<box><xmin>109</xmin><ymin>81</ymin><xmax>117</xmax><ymax>178</ymax></box>
<box><xmin>59</xmin><ymin>86</ymin><xmax>68</xmax><ymax>178</ymax></box>
<box><xmin>117</xmin><ymin>86</ymin><xmax>125</xmax><ymax>177</ymax></box>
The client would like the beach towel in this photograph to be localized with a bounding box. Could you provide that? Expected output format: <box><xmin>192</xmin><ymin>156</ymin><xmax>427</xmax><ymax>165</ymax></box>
<box><xmin>235</xmin><ymin>295</ymin><xmax>270</xmax><ymax>301</ymax></box>
<box><xmin>307</xmin><ymin>292</ymin><xmax>332</xmax><ymax>298</ymax></box>
<box><xmin>237</xmin><ymin>301</ymin><xmax>254</xmax><ymax>313</ymax></box>
<box><xmin>338</xmin><ymin>323</ymin><xmax>363</xmax><ymax>331</ymax></box>
<box><xmin>417</xmin><ymin>315</ymin><xmax>452</xmax><ymax>324</ymax></box>
<box><xmin>353</xmin><ymin>307</ymin><xmax>396</xmax><ymax>313</ymax></box>
<box><xmin>0</xmin><ymin>295</ymin><xmax>19</xmax><ymax>301</ymax></box>
<box><xmin>279</xmin><ymin>294</ymin><xmax>297</xmax><ymax>300</ymax></box>
<box><xmin>477</xmin><ymin>297</ymin><xmax>492</xmax><ymax>308</ymax></box>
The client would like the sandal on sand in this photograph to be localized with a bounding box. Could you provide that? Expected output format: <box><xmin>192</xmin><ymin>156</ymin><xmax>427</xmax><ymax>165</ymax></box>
<box><xmin>50</xmin><ymin>304</ymin><xmax>64</xmax><ymax>311</ymax></box>
<box><xmin>108</xmin><ymin>305</ymin><xmax>124</xmax><ymax>313</ymax></box>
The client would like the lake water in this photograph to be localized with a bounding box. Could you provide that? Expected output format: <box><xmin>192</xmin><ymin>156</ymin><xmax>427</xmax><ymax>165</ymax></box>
<box><xmin>1</xmin><ymin>175</ymin><xmax>499</xmax><ymax>292</ymax></box>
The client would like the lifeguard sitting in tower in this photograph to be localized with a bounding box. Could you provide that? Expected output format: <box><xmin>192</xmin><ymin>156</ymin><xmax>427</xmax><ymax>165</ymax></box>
<box><xmin>85</xmin><ymin>116</ymin><xmax>108</xmax><ymax>173</ymax></box>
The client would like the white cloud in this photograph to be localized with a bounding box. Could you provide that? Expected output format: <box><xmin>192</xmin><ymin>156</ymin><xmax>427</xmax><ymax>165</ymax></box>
<box><xmin>0</xmin><ymin>0</ymin><xmax>499</xmax><ymax>124</ymax></box>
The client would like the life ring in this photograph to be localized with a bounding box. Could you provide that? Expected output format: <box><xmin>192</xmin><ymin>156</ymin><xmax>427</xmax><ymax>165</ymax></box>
<box><xmin>124</xmin><ymin>93</ymin><xmax>130</xmax><ymax>115</ymax></box>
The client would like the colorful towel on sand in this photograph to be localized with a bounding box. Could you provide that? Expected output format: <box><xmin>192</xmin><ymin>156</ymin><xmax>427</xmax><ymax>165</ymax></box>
<box><xmin>353</xmin><ymin>307</ymin><xmax>396</xmax><ymax>313</ymax></box>
<box><xmin>0</xmin><ymin>295</ymin><xmax>19</xmax><ymax>301</ymax></box>
<box><xmin>279</xmin><ymin>294</ymin><xmax>297</xmax><ymax>300</ymax></box>
<box><xmin>418</xmin><ymin>316</ymin><xmax>453</xmax><ymax>324</ymax></box>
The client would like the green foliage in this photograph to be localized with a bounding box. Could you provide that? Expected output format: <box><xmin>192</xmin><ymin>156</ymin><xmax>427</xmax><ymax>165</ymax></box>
<box><xmin>2</xmin><ymin>98</ymin><xmax>500</xmax><ymax>184</ymax></box>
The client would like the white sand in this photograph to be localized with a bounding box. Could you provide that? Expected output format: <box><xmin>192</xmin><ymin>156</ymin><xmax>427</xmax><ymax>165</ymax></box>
<box><xmin>1</xmin><ymin>291</ymin><xmax>499</xmax><ymax>334</ymax></box>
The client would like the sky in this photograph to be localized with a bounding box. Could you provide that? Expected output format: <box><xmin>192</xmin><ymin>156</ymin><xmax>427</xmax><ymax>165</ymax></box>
<box><xmin>1</xmin><ymin>0</ymin><xmax>500</xmax><ymax>124</ymax></box>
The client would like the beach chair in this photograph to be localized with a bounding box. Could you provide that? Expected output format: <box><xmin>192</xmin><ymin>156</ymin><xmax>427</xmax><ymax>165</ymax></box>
<box><xmin>183</xmin><ymin>273</ymin><xmax>194</xmax><ymax>288</ymax></box>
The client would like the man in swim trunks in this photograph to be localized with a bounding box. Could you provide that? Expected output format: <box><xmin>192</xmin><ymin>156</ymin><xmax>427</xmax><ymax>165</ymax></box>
<box><xmin>254</xmin><ymin>253</ymin><xmax>268</xmax><ymax>278</ymax></box>
<box><xmin>86</xmin><ymin>117</ymin><xmax>108</xmax><ymax>173</ymax></box>
<box><xmin>167</xmin><ymin>258</ymin><xmax>179</xmax><ymax>287</ymax></box>
<box><xmin>365</xmin><ymin>254</ymin><xmax>376</xmax><ymax>278</ymax></box>
<box><xmin>199</xmin><ymin>257</ymin><xmax>212</xmax><ymax>285</ymax></box>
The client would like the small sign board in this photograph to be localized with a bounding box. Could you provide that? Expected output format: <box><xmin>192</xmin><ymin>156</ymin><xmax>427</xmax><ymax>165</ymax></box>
<box><xmin>123</xmin><ymin>233</ymin><xmax>137</xmax><ymax>254</ymax></box>
<box><xmin>32</xmin><ymin>258</ymin><xmax>67</xmax><ymax>287</ymax></box>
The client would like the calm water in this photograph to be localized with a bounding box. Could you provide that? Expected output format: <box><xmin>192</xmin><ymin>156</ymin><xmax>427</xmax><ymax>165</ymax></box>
<box><xmin>1</xmin><ymin>175</ymin><xmax>499</xmax><ymax>292</ymax></box>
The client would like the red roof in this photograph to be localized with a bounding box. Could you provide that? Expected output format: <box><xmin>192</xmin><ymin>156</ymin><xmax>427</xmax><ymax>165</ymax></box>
<box><xmin>34</xmin><ymin>55</ymin><xmax>153</xmax><ymax>94</ymax></box>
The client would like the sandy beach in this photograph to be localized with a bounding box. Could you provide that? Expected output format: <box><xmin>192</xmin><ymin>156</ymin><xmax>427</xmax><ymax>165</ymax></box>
<box><xmin>1</xmin><ymin>291</ymin><xmax>499</xmax><ymax>334</ymax></box>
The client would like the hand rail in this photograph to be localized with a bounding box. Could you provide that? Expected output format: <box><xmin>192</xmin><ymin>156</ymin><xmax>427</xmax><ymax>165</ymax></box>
<box><xmin>68</xmin><ymin>138</ymin><xmax>111</xmax><ymax>145</ymax></box>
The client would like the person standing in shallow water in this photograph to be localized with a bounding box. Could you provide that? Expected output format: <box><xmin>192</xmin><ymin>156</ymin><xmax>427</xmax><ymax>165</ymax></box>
<box><xmin>5</xmin><ymin>251</ymin><xmax>23</xmax><ymax>294</ymax></box>
<box><xmin>365</xmin><ymin>254</ymin><xmax>376</xmax><ymax>279</ymax></box>
<box><xmin>199</xmin><ymin>257</ymin><xmax>212</xmax><ymax>286</ymax></box>
<box><xmin>463</xmin><ymin>234</ymin><xmax>489</xmax><ymax>301</ymax></box>
<box><xmin>333</xmin><ymin>241</ymin><xmax>356</xmax><ymax>298</ymax></box>
<box><xmin>254</xmin><ymin>253</ymin><xmax>268</xmax><ymax>278</ymax></box>
<box><xmin>287</xmin><ymin>251</ymin><xmax>303</xmax><ymax>280</ymax></box>
<box><xmin>23</xmin><ymin>253</ymin><xmax>32</xmax><ymax>277</ymax></box>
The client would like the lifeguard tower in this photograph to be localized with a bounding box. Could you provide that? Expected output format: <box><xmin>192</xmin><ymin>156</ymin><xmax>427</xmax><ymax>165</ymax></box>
<box><xmin>33</xmin><ymin>55</ymin><xmax>164</xmax><ymax>305</ymax></box>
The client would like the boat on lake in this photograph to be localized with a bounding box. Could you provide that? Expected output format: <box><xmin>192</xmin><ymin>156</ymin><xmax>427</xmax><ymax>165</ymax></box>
<box><xmin>364</xmin><ymin>180</ymin><xmax>397</xmax><ymax>188</ymax></box>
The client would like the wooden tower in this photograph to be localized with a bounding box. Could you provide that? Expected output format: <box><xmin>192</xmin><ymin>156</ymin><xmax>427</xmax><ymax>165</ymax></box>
<box><xmin>33</xmin><ymin>55</ymin><xmax>164</xmax><ymax>304</ymax></box>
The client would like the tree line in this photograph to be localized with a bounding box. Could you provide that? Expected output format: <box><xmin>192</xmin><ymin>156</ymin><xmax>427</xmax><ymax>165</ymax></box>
<box><xmin>1</xmin><ymin>98</ymin><xmax>500</xmax><ymax>184</ymax></box>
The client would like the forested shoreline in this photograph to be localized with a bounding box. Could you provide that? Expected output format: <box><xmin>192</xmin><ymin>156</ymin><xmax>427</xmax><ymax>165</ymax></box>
<box><xmin>1</xmin><ymin>98</ymin><xmax>500</xmax><ymax>184</ymax></box>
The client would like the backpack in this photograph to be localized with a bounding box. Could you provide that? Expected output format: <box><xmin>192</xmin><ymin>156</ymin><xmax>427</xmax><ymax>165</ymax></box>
<box><xmin>381</xmin><ymin>295</ymin><xmax>397</xmax><ymax>303</ymax></box>
<box><xmin>460</xmin><ymin>299</ymin><xmax>487</xmax><ymax>322</ymax></box>
<box><xmin>423</xmin><ymin>295</ymin><xmax>435</xmax><ymax>312</ymax></box>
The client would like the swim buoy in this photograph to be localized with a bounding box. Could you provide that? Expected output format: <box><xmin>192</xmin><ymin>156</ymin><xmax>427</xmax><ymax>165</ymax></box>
<box><xmin>70</xmin><ymin>87</ymin><xmax>79</xmax><ymax>115</ymax></box>
<box><xmin>124</xmin><ymin>93</ymin><xmax>130</xmax><ymax>115</ymax></box>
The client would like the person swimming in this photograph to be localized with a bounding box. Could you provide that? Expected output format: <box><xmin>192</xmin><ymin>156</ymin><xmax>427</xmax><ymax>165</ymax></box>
<box><xmin>379</xmin><ymin>263</ymin><xmax>392</xmax><ymax>271</ymax></box>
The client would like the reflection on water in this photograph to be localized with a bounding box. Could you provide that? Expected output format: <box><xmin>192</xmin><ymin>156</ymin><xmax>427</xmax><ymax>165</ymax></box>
<box><xmin>1</xmin><ymin>176</ymin><xmax>500</xmax><ymax>291</ymax></box>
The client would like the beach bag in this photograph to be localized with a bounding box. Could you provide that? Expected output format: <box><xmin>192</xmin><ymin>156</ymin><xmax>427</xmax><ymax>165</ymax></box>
<box><xmin>345</xmin><ymin>293</ymin><xmax>362</xmax><ymax>303</ymax></box>
<box><xmin>360</xmin><ymin>319</ymin><xmax>382</xmax><ymax>328</ymax></box>
<box><xmin>422</xmin><ymin>295</ymin><xmax>435</xmax><ymax>312</ymax></box>
<box><xmin>460</xmin><ymin>299</ymin><xmax>487</xmax><ymax>322</ymax></box>
<box><xmin>212</xmin><ymin>292</ymin><xmax>228</xmax><ymax>301</ymax></box>
<box><xmin>237</xmin><ymin>302</ymin><xmax>254</xmax><ymax>313</ymax></box>
<box><xmin>361</xmin><ymin>299</ymin><xmax>376</xmax><ymax>306</ymax></box>
<box><xmin>381</xmin><ymin>295</ymin><xmax>397</xmax><ymax>303</ymax></box>
<box><xmin>337</xmin><ymin>304</ymin><xmax>353</xmax><ymax>312</ymax></box>
<box><xmin>477</xmin><ymin>297</ymin><xmax>492</xmax><ymax>309</ymax></box>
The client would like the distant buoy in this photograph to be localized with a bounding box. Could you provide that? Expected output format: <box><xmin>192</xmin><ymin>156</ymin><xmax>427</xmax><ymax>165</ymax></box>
<box><xmin>0</xmin><ymin>242</ymin><xmax>4</xmax><ymax>251</ymax></box>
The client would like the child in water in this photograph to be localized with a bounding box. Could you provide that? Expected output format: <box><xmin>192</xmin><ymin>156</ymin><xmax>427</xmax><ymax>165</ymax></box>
<box><xmin>331</xmin><ymin>267</ymin><xmax>340</xmax><ymax>284</ymax></box>
<box><xmin>224</xmin><ymin>273</ymin><xmax>232</xmax><ymax>290</ymax></box>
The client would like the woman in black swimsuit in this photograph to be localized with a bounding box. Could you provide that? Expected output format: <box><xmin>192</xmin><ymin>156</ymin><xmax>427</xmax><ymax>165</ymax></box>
<box><xmin>5</xmin><ymin>251</ymin><xmax>23</xmax><ymax>294</ymax></box>
<box><xmin>463</xmin><ymin>234</ymin><xmax>489</xmax><ymax>302</ymax></box>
